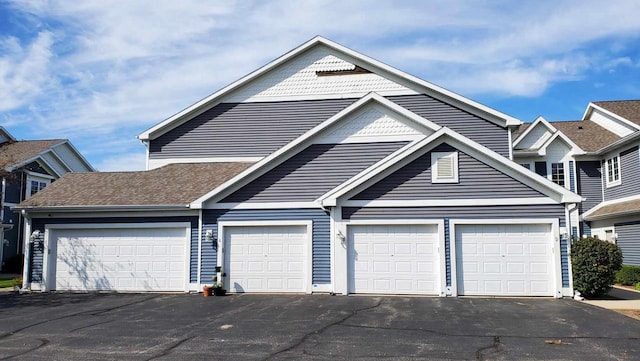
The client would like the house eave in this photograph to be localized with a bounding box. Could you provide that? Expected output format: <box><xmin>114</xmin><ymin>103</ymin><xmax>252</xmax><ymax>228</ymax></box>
<box><xmin>14</xmin><ymin>204</ymin><xmax>192</xmax><ymax>213</ymax></box>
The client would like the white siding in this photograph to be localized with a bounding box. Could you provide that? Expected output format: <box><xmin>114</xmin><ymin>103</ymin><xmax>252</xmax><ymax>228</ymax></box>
<box><xmin>516</xmin><ymin>124</ymin><xmax>552</xmax><ymax>150</ymax></box>
<box><xmin>223</xmin><ymin>46</ymin><xmax>415</xmax><ymax>102</ymax></box>
<box><xmin>588</xmin><ymin>109</ymin><xmax>637</xmax><ymax>137</ymax></box>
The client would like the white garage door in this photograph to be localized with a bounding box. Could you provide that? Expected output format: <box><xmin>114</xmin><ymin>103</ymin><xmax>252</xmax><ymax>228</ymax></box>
<box><xmin>348</xmin><ymin>224</ymin><xmax>440</xmax><ymax>295</ymax></box>
<box><xmin>224</xmin><ymin>225</ymin><xmax>307</xmax><ymax>293</ymax></box>
<box><xmin>53</xmin><ymin>227</ymin><xmax>188</xmax><ymax>292</ymax></box>
<box><xmin>455</xmin><ymin>223</ymin><xmax>554</xmax><ymax>296</ymax></box>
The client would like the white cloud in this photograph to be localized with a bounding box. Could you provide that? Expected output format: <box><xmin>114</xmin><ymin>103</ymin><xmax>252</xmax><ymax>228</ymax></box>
<box><xmin>94</xmin><ymin>150</ymin><xmax>146</xmax><ymax>172</ymax></box>
<box><xmin>0</xmin><ymin>31</ymin><xmax>53</xmax><ymax>111</ymax></box>
<box><xmin>2</xmin><ymin>0</ymin><xmax>640</xmax><ymax>170</ymax></box>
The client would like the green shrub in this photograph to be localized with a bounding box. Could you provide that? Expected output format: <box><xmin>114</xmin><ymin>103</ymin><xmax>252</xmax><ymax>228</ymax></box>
<box><xmin>571</xmin><ymin>236</ymin><xmax>623</xmax><ymax>298</ymax></box>
<box><xmin>636</xmin><ymin>282</ymin><xmax>640</xmax><ymax>291</ymax></box>
<box><xmin>615</xmin><ymin>265</ymin><xmax>640</xmax><ymax>285</ymax></box>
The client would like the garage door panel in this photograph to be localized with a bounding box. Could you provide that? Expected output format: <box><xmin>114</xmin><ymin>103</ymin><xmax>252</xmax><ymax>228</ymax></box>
<box><xmin>348</xmin><ymin>224</ymin><xmax>440</xmax><ymax>295</ymax></box>
<box><xmin>53</xmin><ymin>227</ymin><xmax>187</xmax><ymax>292</ymax></box>
<box><xmin>225</xmin><ymin>225</ymin><xmax>307</xmax><ymax>293</ymax></box>
<box><xmin>456</xmin><ymin>223</ymin><xmax>554</xmax><ymax>296</ymax></box>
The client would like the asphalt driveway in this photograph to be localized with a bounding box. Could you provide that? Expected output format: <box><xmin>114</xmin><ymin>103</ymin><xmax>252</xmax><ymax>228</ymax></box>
<box><xmin>0</xmin><ymin>292</ymin><xmax>638</xmax><ymax>360</ymax></box>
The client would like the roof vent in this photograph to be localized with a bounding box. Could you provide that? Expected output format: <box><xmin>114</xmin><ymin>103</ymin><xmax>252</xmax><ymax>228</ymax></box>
<box><xmin>578</xmin><ymin>126</ymin><xmax>583</xmax><ymax>129</ymax></box>
<box><xmin>316</xmin><ymin>65</ymin><xmax>372</xmax><ymax>77</ymax></box>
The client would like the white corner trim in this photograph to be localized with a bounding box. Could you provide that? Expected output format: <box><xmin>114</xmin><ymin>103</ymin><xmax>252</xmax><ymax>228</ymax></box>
<box><xmin>148</xmin><ymin>157</ymin><xmax>262</xmax><ymax>170</ymax></box>
<box><xmin>217</xmin><ymin>220</ymin><xmax>314</xmax><ymax>294</ymax></box>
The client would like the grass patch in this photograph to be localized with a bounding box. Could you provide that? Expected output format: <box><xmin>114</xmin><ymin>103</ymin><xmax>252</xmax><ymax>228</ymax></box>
<box><xmin>0</xmin><ymin>277</ymin><xmax>21</xmax><ymax>288</ymax></box>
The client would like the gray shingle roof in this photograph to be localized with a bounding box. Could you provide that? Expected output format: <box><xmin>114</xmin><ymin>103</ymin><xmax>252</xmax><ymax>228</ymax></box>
<box><xmin>0</xmin><ymin>140</ymin><xmax>66</xmax><ymax>169</ymax></box>
<box><xmin>550</xmin><ymin>120</ymin><xmax>621</xmax><ymax>152</ymax></box>
<box><xmin>585</xmin><ymin>198</ymin><xmax>640</xmax><ymax>220</ymax></box>
<box><xmin>594</xmin><ymin>100</ymin><xmax>640</xmax><ymax>126</ymax></box>
<box><xmin>18</xmin><ymin>162</ymin><xmax>253</xmax><ymax>208</ymax></box>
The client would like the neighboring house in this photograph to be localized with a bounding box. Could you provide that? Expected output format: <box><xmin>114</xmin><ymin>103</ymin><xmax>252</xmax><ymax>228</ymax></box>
<box><xmin>0</xmin><ymin>127</ymin><xmax>94</xmax><ymax>272</ymax></box>
<box><xmin>512</xmin><ymin>101</ymin><xmax>640</xmax><ymax>266</ymax></box>
<box><xmin>16</xmin><ymin>37</ymin><xmax>582</xmax><ymax>297</ymax></box>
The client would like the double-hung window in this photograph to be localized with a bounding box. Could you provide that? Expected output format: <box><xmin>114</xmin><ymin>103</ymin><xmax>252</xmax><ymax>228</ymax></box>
<box><xmin>605</xmin><ymin>155</ymin><xmax>621</xmax><ymax>187</ymax></box>
<box><xmin>551</xmin><ymin>163</ymin><xmax>565</xmax><ymax>187</ymax></box>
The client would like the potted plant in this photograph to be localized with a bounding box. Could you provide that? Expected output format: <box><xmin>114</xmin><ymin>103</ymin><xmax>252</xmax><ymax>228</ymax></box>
<box><xmin>202</xmin><ymin>284</ymin><xmax>213</xmax><ymax>297</ymax></box>
<box><xmin>212</xmin><ymin>276</ymin><xmax>226</xmax><ymax>296</ymax></box>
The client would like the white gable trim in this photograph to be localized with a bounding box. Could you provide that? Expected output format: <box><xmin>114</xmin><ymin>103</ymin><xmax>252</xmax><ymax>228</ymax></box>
<box><xmin>0</xmin><ymin>126</ymin><xmax>16</xmax><ymax>142</ymax></box>
<box><xmin>537</xmin><ymin>131</ymin><xmax>585</xmax><ymax>156</ymax></box>
<box><xmin>139</xmin><ymin>36</ymin><xmax>520</xmax><ymax>141</ymax></box>
<box><xmin>190</xmin><ymin>93</ymin><xmax>442</xmax><ymax>208</ymax></box>
<box><xmin>512</xmin><ymin>116</ymin><xmax>555</xmax><ymax>149</ymax></box>
<box><xmin>318</xmin><ymin>128</ymin><xmax>582</xmax><ymax>207</ymax></box>
<box><xmin>583</xmin><ymin>103</ymin><xmax>640</xmax><ymax>132</ymax></box>
<box><xmin>51</xmin><ymin>140</ymin><xmax>96</xmax><ymax>172</ymax></box>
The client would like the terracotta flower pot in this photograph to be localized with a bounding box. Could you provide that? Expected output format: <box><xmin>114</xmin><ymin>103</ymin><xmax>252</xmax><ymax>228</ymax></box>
<box><xmin>203</xmin><ymin>285</ymin><xmax>213</xmax><ymax>297</ymax></box>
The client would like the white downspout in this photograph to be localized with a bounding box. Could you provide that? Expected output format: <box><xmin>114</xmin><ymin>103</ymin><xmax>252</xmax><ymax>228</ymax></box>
<box><xmin>21</xmin><ymin>209</ymin><xmax>32</xmax><ymax>290</ymax></box>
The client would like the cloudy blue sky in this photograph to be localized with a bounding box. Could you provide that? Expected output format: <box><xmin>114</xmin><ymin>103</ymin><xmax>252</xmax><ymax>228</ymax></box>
<box><xmin>1</xmin><ymin>0</ymin><xmax>640</xmax><ymax>171</ymax></box>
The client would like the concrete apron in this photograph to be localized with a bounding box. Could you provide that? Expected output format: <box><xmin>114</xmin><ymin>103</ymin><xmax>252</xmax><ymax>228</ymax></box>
<box><xmin>583</xmin><ymin>286</ymin><xmax>640</xmax><ymax>310</ymax></box>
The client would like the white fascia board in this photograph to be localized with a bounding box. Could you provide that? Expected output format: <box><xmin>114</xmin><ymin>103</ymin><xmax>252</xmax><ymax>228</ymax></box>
<box><xmin>0</xmin><ymin>126</ymin><xmax>16</xmax><ymax>141</ymax></box>
<box><xmin>140</xmin><ymin>36</ymin><xmax>520</xmax><ymax>141</ymax></box>
<box><xmin>5</xmin><ymin>141</ymin><xmax>68</xmax><ymax>174</ymax></box>
<box><xmin>596</xmin><ymin>131</ymin><xmax>640</xmax><ymax>155</ymax></box>
<box><xmin>319</xmin><ymin>130</ymin><xmax>446</xmax><ymax>206</ymax></box>
<box><xmin>322</xmin><ymin>127</ymin><xmax>582</xmax><ymax>206</ymax></box>
<box><xmin>537</xmin><ymin>131</ymin><xmax>585</xmax><ymax>156</ymax></box>
<box><xmin>147</xmin><ymin>157</ymin><xmax>262</xmax><ymax>170</ymax></box>
<box><xmin>190</xmin><ymin>92</ymin><xmax>441</xmax><ymax>208</ymax></box>
<box><xmin>341</xmin><ymin>198</ymin><xmax>557</xmax><ymax>207</ymax></box>
<box><xmin>316</xmin><ymin>37</ymin><xmax>521</xmax><ymax>127</ymax></box>
<box><xmin>15</xmin><ymin>204</ymin><xmax>191</xmax><ymax>213</ymax></box>
<box><xmin>138</xmin><ymin>36</ymin><xmax>327</xmax><ymax>141</ymax></box>
<box><xmin>584</xmin><ymin>103</ymin><xmax>640</xmax><ymax>131</ymax></box>
<box><xmin>512</xmin><ymin>116</ymin><xmax>555</xmax><ymax>149</ymax></box>
<box><xmin>442</xmin><ymin>129</ymin><xmax>582</xmax><ymax>203</ymax></box>
<box><xmin>53</xmin><ymin>140</ymin><xmax>96</xmax><ymax>172</ymax></box>
<box><xmin>208</xmin><ymin>202</ymin><xmax>322</xmax><ymax>210</ymax></box>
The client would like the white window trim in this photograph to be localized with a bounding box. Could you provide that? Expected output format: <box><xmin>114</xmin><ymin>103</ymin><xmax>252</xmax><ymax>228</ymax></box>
<box><xmin>26</xmin><ymin>174</ymin><xmax>51</xmax><ymax>199</ymax></box>
<box><xmin>550</xmin><ymin>162</ymin><xmax>566</xmax><ymax>188</ymax></box>
<box><xmin>431</xmin><ymin>151</ymin><xmax>459</xmax><ymax>183</ymax></box>
<box><xmin>604</xmin><ymin>154</ymin><xmax>621</xmax><ymax>188</ymax></box>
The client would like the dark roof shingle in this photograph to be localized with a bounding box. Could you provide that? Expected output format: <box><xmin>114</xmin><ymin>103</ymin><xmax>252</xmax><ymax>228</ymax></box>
<box><xmin>593</xmin><ymin>100</ymin><xmax>640</xmax><ymax>126</ymax></box>
<box><xmin>0</xmin><ymin>140</ymin><xmax>65</xmax><ymax>169</ymax></box>
<box><xmin>18</xmin><ymin>162</ymin><xmax>253</xmax><ymax>208</ymax></box>
<box><xmin>550</xmin><ymin>120</ymin><xmax>621</xmax><ymax>152</ymax></box>
<box><xmin>585</xmin><ymin>198</ymin><xmax>640</xmax><ymax>220</ymax></box>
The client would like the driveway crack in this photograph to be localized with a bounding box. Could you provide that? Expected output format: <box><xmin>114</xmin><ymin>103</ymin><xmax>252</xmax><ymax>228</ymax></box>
<box><xmin>0</xmin><ymin>338</ymin><xmax>49</xmax><ymax>360</ymax></box>
<box><xmin>0</xmin><ymin>295</ymin><xmax>157</xmax><ymax>341</ymax></box>
<box><xmin>145</xmin><ymin>336</ymin><xmax>194</xmax><ymax>361</ymax></box>
<box><xmin>262</xmin><ymin>298</ymin><xmax>383</xmax><ymax>361</ymax></box>
<box><xmin>476</xmin><ymin>335</ymin><xmax>501</xmax><ymax>361</ymax></box>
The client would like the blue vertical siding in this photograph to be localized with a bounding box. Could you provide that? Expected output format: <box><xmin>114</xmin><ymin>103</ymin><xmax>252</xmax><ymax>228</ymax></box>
<box><xmin>202</xmin><ymin>209</ymin><xmax>331</xmax><ymax>285</ymax></box>
<box><xmin>30</xmin><ymin>216</ymin><xmax>199</xmax><ymax>285</ymax></box>
<box><xmin>444</xmin><ymin>218</ymin><xmax>451</xmax><ymax>287</ymax></box>
<box><xmin>560</xmin><ymin>236</ymin><xmax>569</xmax><ymax>287</ymax></box>
<box><xmin>569</xmin><ymin>161</ymin><xmax>575</xmax><ymax>192</ymax></box>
